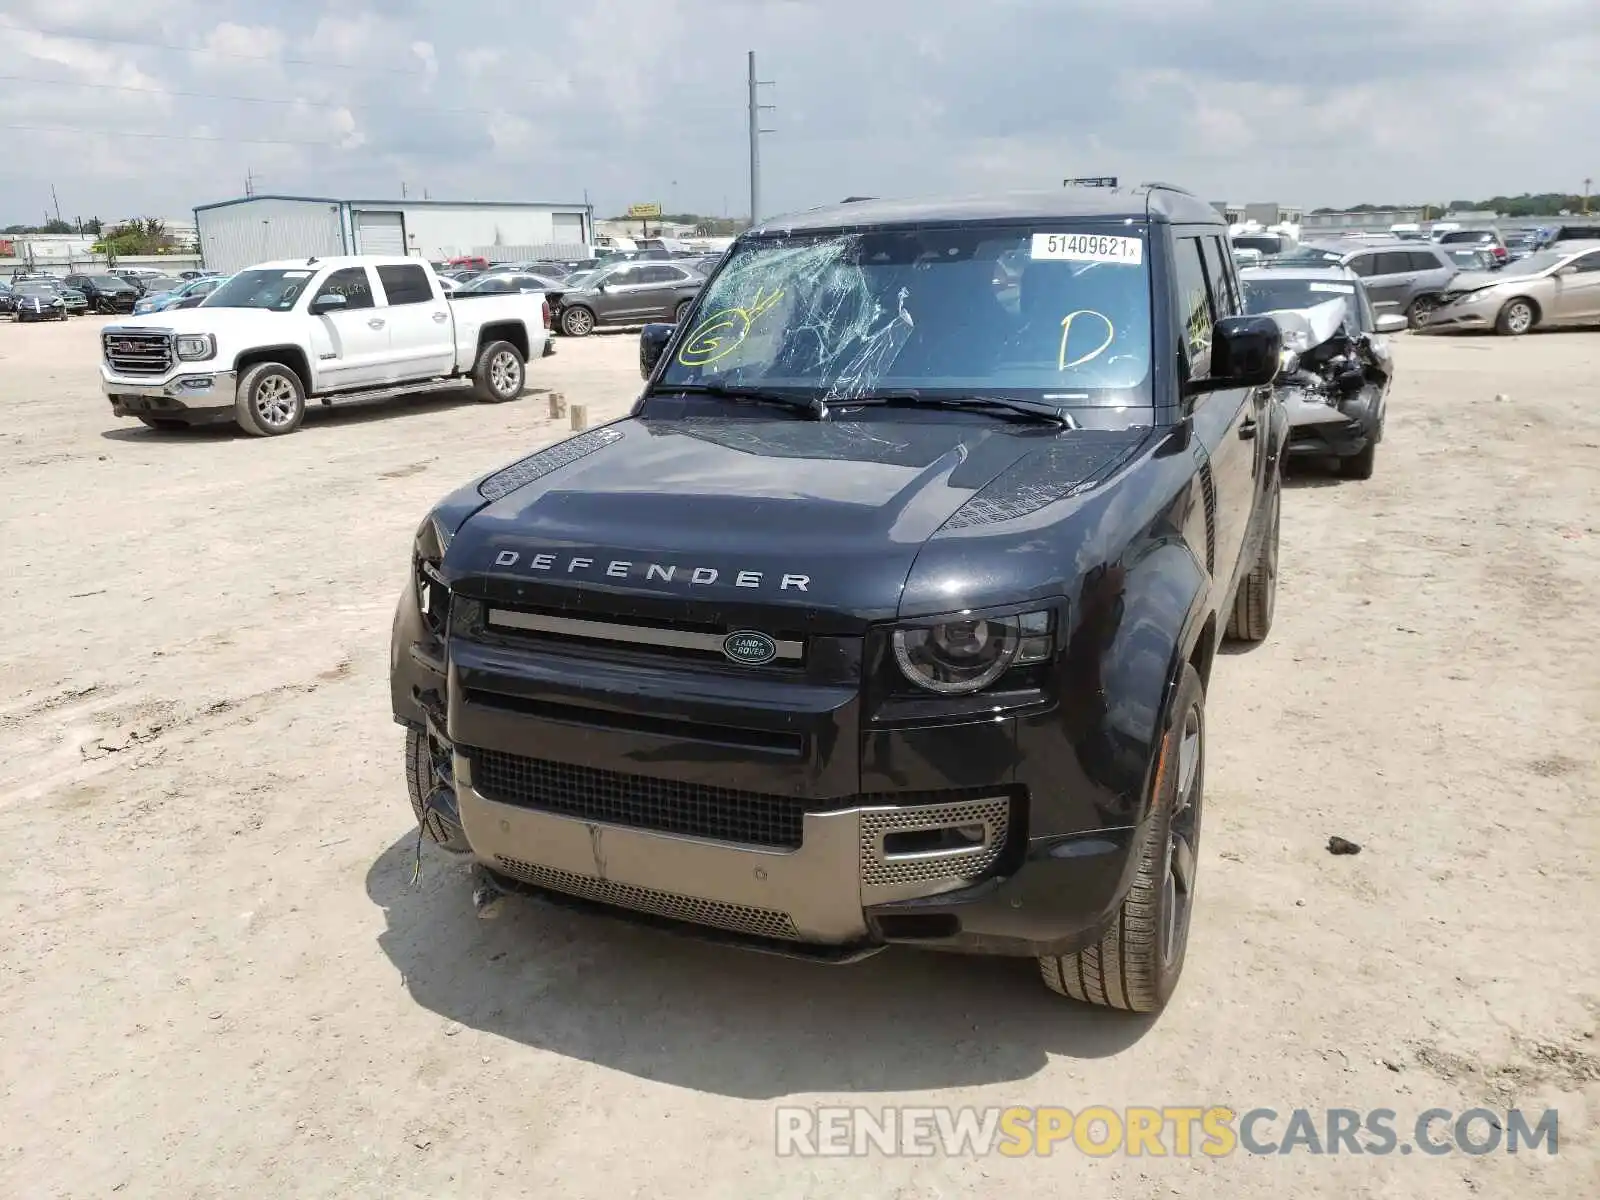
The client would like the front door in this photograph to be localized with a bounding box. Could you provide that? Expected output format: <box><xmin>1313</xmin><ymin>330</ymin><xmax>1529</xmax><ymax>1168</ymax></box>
<box><xmin>305</xmin><ymin>266</ymin><xmax>391</xmax><ymax>390</ymax></box>
<box><xmin>1550</xmin><ymin>250</ymin><xmax>1600</xmax><ymax>322</ymax></box>
<box><xmin>593</xmin><ymin>263</ymin><xmax>651</xmax><ymax>322</ymax></box>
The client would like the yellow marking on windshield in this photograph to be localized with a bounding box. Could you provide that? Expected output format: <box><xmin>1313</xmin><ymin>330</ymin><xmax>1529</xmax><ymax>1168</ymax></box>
<box><xmin>677</xmin><ymin>286</ymin><xmax>785</xmax><ymax>366</ymax></box>
<box><xmin>1058</xmin><ymin>310</ymin><xmax>1115</xmax><ymax>370</ymax></box>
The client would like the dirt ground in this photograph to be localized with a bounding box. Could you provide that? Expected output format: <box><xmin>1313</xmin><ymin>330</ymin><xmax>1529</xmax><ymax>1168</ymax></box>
<box><xmin>1</xmin><ymin>315</ymin><xmax>1597</xmax><ymax>1199</ymax></box>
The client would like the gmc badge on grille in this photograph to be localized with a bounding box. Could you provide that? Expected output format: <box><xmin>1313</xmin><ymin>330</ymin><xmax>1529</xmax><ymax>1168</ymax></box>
<box><xmin>722</xmin><ymin>630</ymin><xmax>778</xmax><ymax>666</ymax></box>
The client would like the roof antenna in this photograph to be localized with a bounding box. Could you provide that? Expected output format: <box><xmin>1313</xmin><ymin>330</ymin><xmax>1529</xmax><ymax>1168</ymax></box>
<box><xmin>306</xmin><ymin>256</ymin><xmax>319</xmax><ymax>266</ymax></box>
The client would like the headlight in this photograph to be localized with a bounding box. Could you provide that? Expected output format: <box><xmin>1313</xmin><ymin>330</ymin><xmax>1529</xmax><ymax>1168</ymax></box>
<box><xmin>175</xmin><ymin>333</ymin><xmax>215</xmax><ymax>361</ymax></box>
<box><xmin>892</xmin><ymin>609</ymin><xmax>1055</xmax><ymax>695</ymax></box>
<box><xmin>413</xmin><ymin>515</ymin><xmax>453</xmax><ymax>639</ymax></box>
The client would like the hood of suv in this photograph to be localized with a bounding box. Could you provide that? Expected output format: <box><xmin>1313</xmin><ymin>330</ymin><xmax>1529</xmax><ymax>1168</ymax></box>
<box><xmin>441</xmin><ymin>416</ymin><xmax>1146</xmax><ymax>627</ymax></box>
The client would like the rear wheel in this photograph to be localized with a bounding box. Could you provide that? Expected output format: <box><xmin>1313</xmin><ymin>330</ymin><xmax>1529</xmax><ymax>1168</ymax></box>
<box><xmin>234</xmin><ymin>362</ymin><xmax>306</xmax><ymax>436</ymax></box>
<box><xmin>1225</xmin><ymin>483</ymin><xmax>1279</xmax><ymax>642</ymax></box>
<box><xmin>1495</xmin><ymin>298</ymin><xmax>1536</xmax><ymax>336</ymax></box>
<box><xmin>674</xmin><ymin>299</ymin><xmax>695</xmax><ymax>324</ymax></box>
<box><xmin>561</xmin><ymin>305</ymin><xmax>595</xmax><ymax>337</ymax></box>
<box><xmin>1040</xmin><ymin>663</ymin><xmax>1206</xmax><ymax>1013</ymax></box>
<box><xmin>471</xmin><ymin>339</ymin><xmax>525</xmax><ymax>402</ymax></box>
<box><xmin>1406</xmin><ymin>295</ymin><xmax>1439</xmax><ymax>330</ymax></box>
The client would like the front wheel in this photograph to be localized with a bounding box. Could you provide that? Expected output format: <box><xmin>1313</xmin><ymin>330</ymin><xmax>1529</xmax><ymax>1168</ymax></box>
<box><xmin>406</xmin><ymin>728</ymin><xmax>471</xmax><ymax>852</ymax></box>
<box><xmin>1406</xmin><ymin>296</ymin><xmax>1439</xmax><ymax>330</ymax></box>
<box><xmin>234</xmin><ymin>362</ymin><xmax>306</xmax><ymax>436</ymax></box>
<box><xmin>1040</xmin><ymin>662</ymin><xmax>1206</xmax><ymax>1013</ymax></box>
<box><xmin>674</xmin><ymin>299</ymin><xmax>695</xmax><ymax>324</ymax></box>
<box><xmin>560</xmin><ymin>305</ymin><xmax>595</xmax><ymax>337</ymax></box>
<box><xmin>1341</xmin><ymin>439</ymin><xmax>1377</xmax><ymax>480</ymax></box>
<box><xmin>471</xmin><ymin>339</ymin><xmax>525</xmax><ymax>402</ymax></box>
<box><xmin>1495</xmin><ymin>298</ymin><xmax>1536</xmax><ymax>336</ymax></box>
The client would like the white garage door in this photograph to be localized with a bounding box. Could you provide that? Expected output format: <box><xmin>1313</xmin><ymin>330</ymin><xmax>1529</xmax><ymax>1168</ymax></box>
<box><xmin>354</xmin><ymin>210</ymin><xmax>406</xmax><ymax>256</ymax></box>
<box><xmin>552</xmin><ymin>212</ymin><xmax>586</xmax><ymax>242</ymax></box>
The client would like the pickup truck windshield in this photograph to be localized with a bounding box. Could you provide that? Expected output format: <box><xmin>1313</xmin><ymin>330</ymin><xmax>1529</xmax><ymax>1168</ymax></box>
<box><xmin>201</xmin><ymin>268</ymin><xmax>319</xmax><ymax>311</ymax></box>
<box><xmin>652</xmin><ymin>223</ymin><xmax>1153</xmax><ymax>405</ymax></box>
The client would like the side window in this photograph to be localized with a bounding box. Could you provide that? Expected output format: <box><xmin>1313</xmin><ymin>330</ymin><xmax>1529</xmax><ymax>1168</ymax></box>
<box><xmin>1172</xmin><ymin>235</ymin><xmax>1215</xmax><ymax>380</ymax></box>
<box><xmin>1201</xmin><ymin>236</ymin><xmax>1239</xmax><ymax>316</ymax></box>
<box><xmin>640</xmin><ymin>265</ymin><xmax>677</xmax><ymax>284</ymax></box>
<box><xmin>1567</xmin><ymin>252</ymin><xmax>1600</xmax><ymax>273</ymax></box>
<box><xmin>376</xmin><ymin>264</ymin><xmax>434</xmax><ymax>305</ymax></box>
<box><xmin>608</xmin><ymin>265</ymin><xmax>641</xmax><ymax>285</ymax></box>
<box><xmin>1372</xmin><ymin>252</ymin><xmax>1412</xmax><ymax>276</ymax></box>
<box><xmin>313</xmin><ymin>267</ymin><xmax>375</xmax><ymax>310</ymax></box>
<box><xmin>1346</xmin><ymin>254</ymin><xmax>1377</xmax><ymax>278</ymax></box>
<box><xmin>1411</xmin><ymin>251</ymin><xmax>1446</xmax><ymax>273</ymax></box>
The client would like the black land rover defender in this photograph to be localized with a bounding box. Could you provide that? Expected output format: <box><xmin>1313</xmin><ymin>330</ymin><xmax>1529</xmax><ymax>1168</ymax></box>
<box><xmin>390</xmin><ymin>185</ymin><xmax>1287</xmax><ymax>1012</ymax></box>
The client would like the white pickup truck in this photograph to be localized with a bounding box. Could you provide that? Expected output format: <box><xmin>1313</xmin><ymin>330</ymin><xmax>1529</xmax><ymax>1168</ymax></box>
<box><xmin>100</xmin><ymin>255</ymin><xmax>552</xmax><ymax>436</ymax></box>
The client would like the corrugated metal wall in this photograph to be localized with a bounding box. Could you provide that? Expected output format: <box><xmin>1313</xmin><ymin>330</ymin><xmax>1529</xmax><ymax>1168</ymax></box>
<box><xmin>195</xmin><ymin>199</ymin><xmax>346</xmax><ymax>273</ymax></box>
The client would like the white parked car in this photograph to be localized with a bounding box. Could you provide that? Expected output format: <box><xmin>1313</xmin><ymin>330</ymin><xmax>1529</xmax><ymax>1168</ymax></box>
<box><xmin>99</xmin><ymin>256</ymin><xmax>552</xmax><ymax>436</ymax></box>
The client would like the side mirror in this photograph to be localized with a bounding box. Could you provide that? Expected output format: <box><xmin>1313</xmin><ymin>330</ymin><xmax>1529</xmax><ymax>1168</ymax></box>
<box><xmin>1556</xmin><ymin>265</ymin><xmax>1578</xmax><ymax>277</ymax></box>
<box><xmin>311</xmin><ymin>292</ymin><xmax>348</xmax><ymax>314</ymax></box>
<box><xmin>1374</xmin><ymin>313</ymin><xmax>1408</xmax><ymax>334</ymax></box>
<box><xmin>1187</xmin><ymin>315</ymin><xmax>1283</xmax><ymax>397</ymax></box>
<box><xmin>639</xmin><ymin>322</ymin><xmax>675</xmax><ymax>379</ymax></box>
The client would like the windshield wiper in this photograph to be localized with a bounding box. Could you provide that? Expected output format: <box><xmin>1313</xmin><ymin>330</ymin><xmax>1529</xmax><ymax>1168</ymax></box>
<box><xmin>844</xmin><ymin>391</ymin><xmax>1078</xmax><ymax>428</ymax></box>
<box><xmin>655</xmin><ymin>382</ymin><xmax>828</xmax><ymax>420</ymax></box>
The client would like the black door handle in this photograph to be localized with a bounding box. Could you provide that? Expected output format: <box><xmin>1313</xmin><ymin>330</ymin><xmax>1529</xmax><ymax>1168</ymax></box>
<box><xmin>1240</xmin><ymin>418</ymin><xmax>1257</xmax><ymax>440</ymax></box>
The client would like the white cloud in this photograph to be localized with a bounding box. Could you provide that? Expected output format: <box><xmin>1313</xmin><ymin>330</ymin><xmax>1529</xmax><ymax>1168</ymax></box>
<box><xmin>0</xmin><ymin>0</ymin><xmax>1596</xmax><ymax>223</ymax></box>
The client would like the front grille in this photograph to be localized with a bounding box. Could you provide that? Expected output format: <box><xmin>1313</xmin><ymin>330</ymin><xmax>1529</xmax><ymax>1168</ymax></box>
<box><xmin>103</xmin><ymin>331</ymin><xmax>173</xmax><ymax>376</ymax></box>
<box><xmin>493</xmin><ymin>856</ymin><xmax>801</xmax><ymax>940</ymax></box>
<box><xmin>472</xmin><ymin>750</ymin><xmax>835</xmax><ymax>848</ymax></box>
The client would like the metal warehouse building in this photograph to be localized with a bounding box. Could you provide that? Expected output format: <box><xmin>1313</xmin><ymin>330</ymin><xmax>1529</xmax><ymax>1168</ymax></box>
<box><xmin>192</xmin><ymin>195</ymin><xmax>594</xmax><ymax>274</ymax></box>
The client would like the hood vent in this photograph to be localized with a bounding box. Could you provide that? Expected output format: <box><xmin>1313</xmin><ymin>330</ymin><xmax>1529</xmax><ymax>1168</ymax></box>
<box><xmin>479</xmin><ymin>427</ymin><xmax>624</xmax><ymax>502</ymax></box>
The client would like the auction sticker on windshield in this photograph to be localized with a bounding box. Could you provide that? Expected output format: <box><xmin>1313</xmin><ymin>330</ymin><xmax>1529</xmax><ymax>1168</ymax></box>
<box><xmin>1031</xmin><ymin>233</ymin><xmax>1144</xmax><ymax>266</ymax></box>
<box><xmin>1309</xmin><ymin>282</ymin><xmax>1355</xmax><ymax>293</ymax></box>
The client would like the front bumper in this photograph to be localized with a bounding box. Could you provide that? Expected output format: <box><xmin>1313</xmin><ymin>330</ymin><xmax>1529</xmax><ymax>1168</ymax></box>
<box><xmin>1420</xmin><ymin>293</ymin><xmax>1502</xmax><ymax>331</ymax></box>
<box><xmin>102</xmin><ymin>367</ymin><xmax>238</xmax><ymax>422</ymax></box>
<box><xmin>1282</xmin><ymin>386</ymin><xmax>1383</xmax><ymax>459</ymax></box>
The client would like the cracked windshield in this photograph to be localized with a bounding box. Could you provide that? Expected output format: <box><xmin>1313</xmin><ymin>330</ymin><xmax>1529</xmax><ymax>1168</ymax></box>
<box><xmin>655</xmin><ymin>224</ymin><xmax>1153</xmax><ymax>405</ymax></box>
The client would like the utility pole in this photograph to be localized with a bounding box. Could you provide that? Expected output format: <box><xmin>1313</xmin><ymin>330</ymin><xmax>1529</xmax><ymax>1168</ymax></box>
<box><xmin>747</xmin><ymin>51</ymin><xmax>776</xmax><ymax>224</ymax></box>
<box><xmin>49</xmin><ymin>185</ymin><xmax>62</xmax><ymax>224</ymax></box>
<box><xmin>401</xmin><ymin>181</ymin><xmax>408</xmax><ymax>199</ymax></box>
<box><xmin>244</xmin><ymin>167</ymin><xmax>255</xmax><ymax>197</ymax></box>
<box><xmin>1584</xmin><ymin>178</ymin><xmax>1592</xmax><ymax>215</ymax></box>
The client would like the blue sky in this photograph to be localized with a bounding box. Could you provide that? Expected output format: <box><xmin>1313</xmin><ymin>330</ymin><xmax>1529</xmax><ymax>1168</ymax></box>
<box><xmin>1</xmin><ymin>0</ymin><xmax>1595</xmax><ymax>226</ymax></box>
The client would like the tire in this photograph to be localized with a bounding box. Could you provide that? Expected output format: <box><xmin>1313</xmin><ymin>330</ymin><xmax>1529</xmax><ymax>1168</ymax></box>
<box><xmin>405</xmin><ymin>727</ymin><xmax>472</xmax><ymax>852</ymax></box>
<box><xmin>1405</xmin><ymin>295</ymin><xmax>1439</xmax><ymax>330</ymax></box>
<box><xmin>137</xmin><ymin>416</ymin><xmax>189</xmax><ymax>432</ymax></box>
<box><xmin>471</xmin><ymin>339</ymin><xmax>525</xmax><ymax>403</ymax></box>
<box><xmin>1225</xmin><ymin>481</ymin><xmax>1279</xmax><ymax>642</ymax></box>
<box><xmin>1340</xmin><ymin>439</ymin><xmax>1377</xmax><ymax>480</ymax></box>
<box><xmin>674</xmin><ymin>299</ymin><xmax>695</xmax><ymax>324</ymax></box>
<box><xmin>561</xmin><ymin>305</ymin><xmax>596</xmax><ymax>337</ymax></box>
<box><xmin>1494</xmin><ymin>298</ymin><xmax>1537</xmax><ymax>336</ymax></box>
<box><xmin>234</xmin><ymin>362</ymin><xmax>306</xmax><ymax>437</ymax></box>
<box><xmin>1040</xmin><ymin>662</ymin><xmax>1206</xmax><ymax>1013</ymax></box>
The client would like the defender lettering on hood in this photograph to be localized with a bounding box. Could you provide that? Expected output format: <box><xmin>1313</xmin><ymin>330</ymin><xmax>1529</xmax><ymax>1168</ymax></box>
<box><xmin>490</xmin><ymin>549</ymin><xmax>811</xmax><ymax>592</ymax></box>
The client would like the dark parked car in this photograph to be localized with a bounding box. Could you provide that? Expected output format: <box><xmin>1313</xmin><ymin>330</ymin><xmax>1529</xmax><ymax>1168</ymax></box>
<box><xmin>63</xmin><ymin>273</ymin><xmax>139</xmax><ymax>313</ymax></box>
<box><xmin>10</xmin><ymin>280</ymin><xmax>69</xmax><ymax>321</ymax></box>
<box><xmin>390</xmin><ymin>184</ymin><xmax>1287</xmax><ymax>1013</ymax></box>
<box><xmin>453</xmin><ymin>271</ymin><xmax>565</xmax><ymax>296</ymax></box>
<box><xmin>550</xmin><ymin>259</ymin><xmax>705</xmax><ymax>336</ymax></box>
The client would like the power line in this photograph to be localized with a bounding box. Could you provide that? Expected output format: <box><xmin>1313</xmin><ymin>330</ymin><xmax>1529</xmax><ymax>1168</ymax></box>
<box><xmin>7</xmin><ymin>25</ymin><xmax>431</xmax><ymax>73</ymax></box>
<box><xmin>0</xmin><ymin>73</ymin><xmax>502</xmax><ymax>116</ymax></box>
<box><xmin>1</xmin><ymin>123</ymin><xmax>344</xmax><ymax>147</ymax></box>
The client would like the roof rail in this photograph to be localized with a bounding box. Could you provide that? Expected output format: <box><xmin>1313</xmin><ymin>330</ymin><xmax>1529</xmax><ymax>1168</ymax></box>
<box><xmin>1139</xmin><ymin>181</ymin><xmax>1197</xmax><ymax>196</ymax></box>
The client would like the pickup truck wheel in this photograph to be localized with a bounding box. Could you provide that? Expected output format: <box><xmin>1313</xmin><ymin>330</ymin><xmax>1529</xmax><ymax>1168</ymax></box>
<box><xmin>234</xmin><ymin>362</ymin><xmax>306</xmax><ymax>436</ymax></box>
<box><xmin>472</xmin><ymin>339</ymin><xmax>525</xmax><ymax>402</ymax></box>
<box><xmin>1225</xmin><ymin>484</ymin><xmax>1278</xmax><ymax>642</ymax></box>
<box><xmin>405</xmin><ymin>728</ymin><xmax>471</xmax><ymax>852</ymax></box>
<box><xmin>1040</xmin><ymin>662</ymin><xmax>1205</xmax><ymax>1013</ymax></box>
<box><xmin>561</xmin><ymin>306</ymin><xmax>595</xmax><ymax>337</ymax></box>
